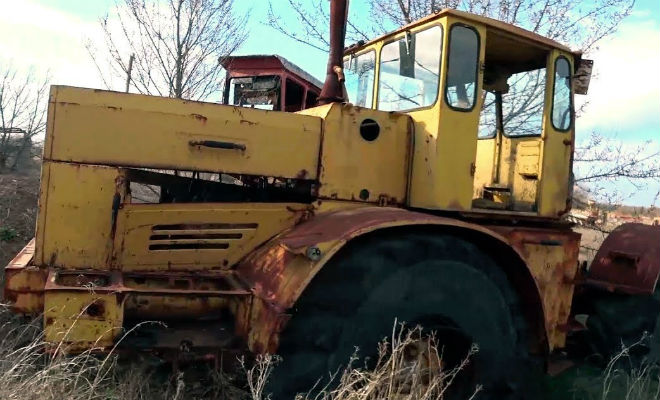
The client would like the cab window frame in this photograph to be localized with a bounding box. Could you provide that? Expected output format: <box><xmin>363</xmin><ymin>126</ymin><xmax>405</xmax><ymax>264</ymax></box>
<box><xmin>444</xmin><ymin>23</ymin><xmax>481</xmax><ymax>113</ymax></box>
<box><xmin>551</xmin><ymin>55</ymin><xmax>573</xmax><ymax>132</ymax></box>
<box><xmin>375</xmin><ymin>23</ymin><xmax>444</xmax><ymax>113</ymax></box>
<box><xmin>343</xmin><ymin>48</ymin><xmax>377</xmax><ymax>108</ymax></box>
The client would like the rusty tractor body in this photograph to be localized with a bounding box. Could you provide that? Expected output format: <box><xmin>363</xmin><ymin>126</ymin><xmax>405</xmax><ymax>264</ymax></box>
<box><xmin>4</xmin><ymin>3</ymin><xmax>659</xmax><ymax>399</ymax></box>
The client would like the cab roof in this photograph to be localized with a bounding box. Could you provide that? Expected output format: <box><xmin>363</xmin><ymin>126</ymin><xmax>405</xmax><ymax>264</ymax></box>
<box><xmin>345</xmin><ymin>8</ymin><xmax>575</xmax><ymax>55</ymax></box>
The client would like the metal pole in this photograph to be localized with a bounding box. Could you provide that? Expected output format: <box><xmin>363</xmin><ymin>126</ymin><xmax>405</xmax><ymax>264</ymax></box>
<box><xmin>125</xmin><ymin>54</ymin><xmax>135</xmax><ymax>93</ymax></box>
<box><xmin>318</xmin><ymin>0</ymin><xmax>349</xmax><ymax>105</ymax></box>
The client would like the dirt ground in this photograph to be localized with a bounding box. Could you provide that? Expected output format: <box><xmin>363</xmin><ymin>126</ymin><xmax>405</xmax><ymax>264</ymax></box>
<box><xmin>0</xmin><ymin>168</ymin><xmax>40</xmax><ymax>269</ymax></box>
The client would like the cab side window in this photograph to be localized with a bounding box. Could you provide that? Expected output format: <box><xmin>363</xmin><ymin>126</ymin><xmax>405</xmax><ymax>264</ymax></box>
<box><xmin>552</xmin><ymin>57</ymin><xmax>572</xmax><ymax>131</ymax></box>
<box><xmin>344</xmin><ymin>51</ymin><xmax>376</xmax><ymax>107</ymax></box>
<box><xmin>445</xmin><ymin>25</ymin><xmax>479</xmax><ymax>111</ymax></box>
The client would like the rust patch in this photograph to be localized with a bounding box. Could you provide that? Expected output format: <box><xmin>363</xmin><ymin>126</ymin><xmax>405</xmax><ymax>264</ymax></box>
<box><xmin>490</xmin><ymin>225</ymin><xmax>580</xmax><ymax>350</ymax></box>
<box><xmin>86</xmin><ymin>300</ymin><xmax>105</xmax><ymax>318</ymax></box>
<box><xmin>240</xmin><ymin>119</ymin><xmax>256</xmax><ymax>126</ymax></box>
<box><xmin>190</xmin><ymin>113</ymin><xmax>208</xmax><ymax>123</ymax></box>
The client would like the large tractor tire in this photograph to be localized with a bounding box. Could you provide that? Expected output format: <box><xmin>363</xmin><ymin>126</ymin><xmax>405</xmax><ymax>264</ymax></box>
<box><xmin>268</xmin><ymin>231</ymin><xmax>539</xmax><ymax>399</ymax></box>
<box><xmin>577</xmin><ymin>287</ymin><xmax>660</xmax><ymax>365</ymax></box>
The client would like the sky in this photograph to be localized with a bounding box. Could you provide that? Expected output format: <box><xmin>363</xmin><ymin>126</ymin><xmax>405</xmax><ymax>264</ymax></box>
<box><xmin>1</xmin><ymin>0</ymin><xmax>658</xmax><ymax>205</ymax></box>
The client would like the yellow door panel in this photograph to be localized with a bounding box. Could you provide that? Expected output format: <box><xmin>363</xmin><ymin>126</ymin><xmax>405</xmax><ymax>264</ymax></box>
<box><xmin>45</xmin><ymin>86</ymin><xmax>322</xmax><ymax>179</ymax></box>
<box><xmin>409</xmin><ymin>18</ymin><xmax>486</xmax><ymax>211</ymax></box>
<box><xmin>35</xmin><ymin>161</ymin><xmax>124</xmax><ymax>269</ymax></box>
<box><xmin>115</xmin><ymin>203</ymin><xmax>303</xmax><ymax>271</ymax></box>
<box><xmin>537</xmin><ymin>51</ymin><xmax>574</xmax><ymax>217</ymax></box>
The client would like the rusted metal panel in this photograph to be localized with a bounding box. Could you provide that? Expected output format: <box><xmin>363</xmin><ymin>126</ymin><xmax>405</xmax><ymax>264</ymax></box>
<box><xmin>3</xmin><ymin>239</ymin><xmax>47</xmax><ymax>314</ymax></box>
<box><xmin>44</xmin><ymin>86</ymin><xmax>322</xmax><ymax>180</ymax></box>
<box><xmin>586</xmin><ymin>223</ymin><xmax>660</xmax><ymax>295</ymax></box>
<box><xmin>489</xmin><ymin>226</ymin><xmax>581</xmax><ymax>349</ymax></box>
<box><xmin>40</xmin><ymin>268</ymin><xmax>251</xmax><ymax>351</ymax></box>
<box><xmin>235</xmin><ymin>206</ymin><xmax>548</xmax><ymax>354</ymax></box>
<box><xmin>44</xmin><ymin>290</ymin><xmax>124</xmax><ymax>351</ymax></box>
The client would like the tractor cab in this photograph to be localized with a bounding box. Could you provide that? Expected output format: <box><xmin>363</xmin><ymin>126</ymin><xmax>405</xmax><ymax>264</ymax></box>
<box><xmin>221</xmin><ymin>55</ymin><xmax>322</xmax><ymax>112</ymax></box>
<box><xmin>342</xmin><ymin>9</ymin><xmax>591</xmax><ymax>218</ymax></box>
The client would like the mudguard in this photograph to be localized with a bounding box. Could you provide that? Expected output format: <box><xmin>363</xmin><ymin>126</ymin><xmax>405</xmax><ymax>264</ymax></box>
<box><xmin>235</xmin><ymin>206</ymin><xmax>549</xmax><ymax>355</ymax></box>
<box><xmin>587</xmin><ymin>223</ymin><xmax>660</xmax><ymax>295</ymax></box>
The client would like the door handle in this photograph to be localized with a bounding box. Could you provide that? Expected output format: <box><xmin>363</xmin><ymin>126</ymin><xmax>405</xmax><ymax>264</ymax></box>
<box><xmin>189</xmin><ymin>140</ymin><xmax>246</xmax><ymax>151</ymax></box>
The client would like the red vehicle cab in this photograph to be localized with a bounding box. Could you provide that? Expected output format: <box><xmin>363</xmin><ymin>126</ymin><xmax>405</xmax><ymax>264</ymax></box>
<box><xmin>221</xmin><ymin>55</ymin><xmax>322</xmax><ymax>112</ymax></box>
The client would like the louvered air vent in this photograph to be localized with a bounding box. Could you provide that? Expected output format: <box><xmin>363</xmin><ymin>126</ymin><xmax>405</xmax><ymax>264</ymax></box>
<box><xmin>148</xmin><ymin>223</ymin><xmax>258</xmax><ymax>251</ymax></box>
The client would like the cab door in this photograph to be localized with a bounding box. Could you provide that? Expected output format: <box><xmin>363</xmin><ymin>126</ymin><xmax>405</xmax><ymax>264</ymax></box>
<box><xmin>537</xmin><ymin>51</ymin><xmax>574</xmax><ymax>217</ymax></box>
<box><xmin>407</xmin><ymin>19</ymin><xmax>486</xmax><ymax>210</ymax></box>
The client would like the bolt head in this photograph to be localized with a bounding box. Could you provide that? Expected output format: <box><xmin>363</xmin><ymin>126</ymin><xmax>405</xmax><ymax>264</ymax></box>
<box><xmin>306</xmin><ymin>246</ymin><xmax>322</xmax><ymax>261</ymax></box>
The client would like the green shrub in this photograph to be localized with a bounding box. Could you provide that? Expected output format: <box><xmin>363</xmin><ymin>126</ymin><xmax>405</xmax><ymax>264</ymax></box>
<box><xmin>0</xmin><ymin>227</ymin><xmax>17</xmax><ymax>242</ymax></box>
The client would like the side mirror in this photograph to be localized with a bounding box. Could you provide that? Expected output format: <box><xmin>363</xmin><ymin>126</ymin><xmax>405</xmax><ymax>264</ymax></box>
<box><xmin>573</xmin><ymin>59</ymin><xmax>593</xmax><ymax>95</ymax></box>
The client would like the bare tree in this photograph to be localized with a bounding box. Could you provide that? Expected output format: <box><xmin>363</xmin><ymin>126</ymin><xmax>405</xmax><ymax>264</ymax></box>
<box><xmin>88</xmin><ymin>0</ymin><xmax>249</xmax><ymax>101</ymax></box>
<box><xmin>0</xmin><ymin>65</ymin><xmax>49</xmax><ymax>172</ymax></box>
<box><xmin>573</xmin><ymin>133</ymin><xmax>660</xmax><ymax>204</ymax></box>
<box><xmin>268</xmin><ymin>0</ymin><xmax>634</xmax><ymax>53</ymax></box>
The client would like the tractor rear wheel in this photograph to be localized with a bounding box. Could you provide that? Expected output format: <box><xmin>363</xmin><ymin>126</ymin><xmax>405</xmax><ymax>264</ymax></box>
<box><xmin>268</xmin><ymin>232</ymin><xmax>539</xmax><ymax>399</ymax></box>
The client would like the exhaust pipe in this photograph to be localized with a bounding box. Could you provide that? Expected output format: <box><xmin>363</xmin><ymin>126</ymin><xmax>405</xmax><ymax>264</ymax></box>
<box><xmin>318</xmin><ymin>0</ymin><xmax>349</xmax><ymax>105</ymax></box>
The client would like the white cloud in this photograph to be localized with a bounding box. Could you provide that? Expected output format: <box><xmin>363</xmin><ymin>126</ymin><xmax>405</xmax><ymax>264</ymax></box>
<box><xmin>0</xmin><ymin>0</ymin><xmax>106</xmax><ymax>89</ymax></box>
<box><xmin>576</xmin><ymin>18</ymin><xmax>660</xmax><ymax>137</ymax></box>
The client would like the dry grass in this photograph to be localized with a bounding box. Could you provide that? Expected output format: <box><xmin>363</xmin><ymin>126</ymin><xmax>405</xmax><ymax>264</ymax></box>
<box><xmin>0</xmin><ymin>307</ymin><xmax>481</xmax><ymax>400</ymax></box>
<box><xmin>299</xmin><ymin>324</ymin><xmax>480</xmax><ymax>400</ymax></box>
<box><xmin>0</xmin><ymin>304</ymin><xmax>246</xmax><ymax>400</ymax></box>
<box><xmin>1</xmin><ymin>303</ymin><xmax>659</xmax><ymax>400</ymax></box>
<box><xmin>241</xmin><ymin>323</ymin><xmax>480</xmax><ymax>400</ymax></box>
<box><xmin>550</xmin><ymin>336</ymin><xmax>660</xmax><ymax>400</ymax></box>
<box><xmin>0</xmin><ymin>305</ymin><xmax>160</xmax><ymax>400</ymax></box>
<box><xmin>596</xmin><ymin>337</ymin><xmax>660</xmax><ymax>400</ymax></box>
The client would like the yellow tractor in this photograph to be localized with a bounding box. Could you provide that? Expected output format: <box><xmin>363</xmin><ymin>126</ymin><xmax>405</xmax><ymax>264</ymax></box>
<box><xmin>4</xmin><ymin>1</ymin><xmax>659</xmax><ymax>398</ymax></box>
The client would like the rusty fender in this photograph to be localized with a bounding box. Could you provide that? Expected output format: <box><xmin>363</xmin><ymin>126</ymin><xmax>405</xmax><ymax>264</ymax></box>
<box><xmin>586</xmin><ymin>223</ymin><xmax>660</xmax><ymax>295</ymax></box>
<box><xmin>235</xmin><ymin>207</ymin><xmax>549</xmax><ymax>355</ymax></box>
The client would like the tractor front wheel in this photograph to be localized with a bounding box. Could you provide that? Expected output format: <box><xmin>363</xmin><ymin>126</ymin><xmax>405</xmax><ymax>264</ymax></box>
<box><xmin>268</xmin><ymin>232</ymin><xmax>540</xmax><ymax>399</ymax></box>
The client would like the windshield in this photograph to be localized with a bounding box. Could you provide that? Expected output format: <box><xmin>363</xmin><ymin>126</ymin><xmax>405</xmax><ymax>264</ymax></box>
<box><xmin>343</xmin><ymin>51</ymin><xmax>376</xmax><ymax>107</ymax></box>
<box><xmin>227</xmin><ymin>76</ymin><xmax>281</xmax><ymax>110</ymax></box>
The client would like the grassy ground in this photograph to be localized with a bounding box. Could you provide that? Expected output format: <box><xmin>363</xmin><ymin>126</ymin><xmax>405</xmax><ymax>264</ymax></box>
<box><xmin>0</xmin><ymin>306</ymin><xmax>658</xmax><ymax>399</ymax></box>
